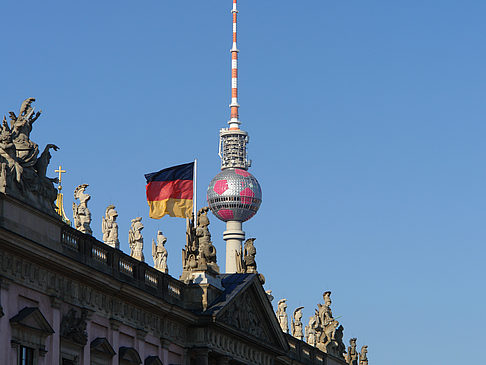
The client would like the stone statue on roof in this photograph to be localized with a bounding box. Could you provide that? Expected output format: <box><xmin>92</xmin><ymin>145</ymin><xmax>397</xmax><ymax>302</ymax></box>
<box><xmin>305</xmin><ymin>310</ymin><xmax>319</xmax><ymax>346</ymax></box>
<box><xmin>129</xmin><ymin>217</ymin><xmax>144</xmax><ymax>261</ymax></box>
<box><xmin>243</xmin><ymin>238</ymin><xmax>257</xmax><ymax>273</ymax></box>
<box><xmin>180</xmin><ymin>207</ymin><xmax>219</xmax><ymax>282</ymax></box>
<box><xmin>152</xmin><ymin>230</ymin><xmax>168</xmax><ymax>273</ymax></box>
<box><xmin>359</xmin><ymin>345</ymin><xmax>368</xmax><ymax>365</ymax></box>
<box><xmin>0</xmin><ymin>98</ymin><xmax>60</xmax><ymax>216</ymax></box>
<box><xmin>73</xmin><ymin>184</ymin><xmax>92</xmax><ymax>235</ymax></box>
<box><xmin>315</xmin><ymin>291</ymin><xmax>346</xmax><ymax>358</ymax></box>
<box><xmin>102</xmin><ymin>204</ymin><xmax>119</xmax><ymax>248</ymax></box>
<box><xmin>346</xmin><ymin>338</ymin><xmax>359</xmax><ymax>365</ymax></box>
<box><xmin>276</xmin><ymin>299</ymin><xmax>288</xmax><ymax>333</ymax></box>
<box><xmin>291</xmin><ymin>306</ymin><xmax>304</xmax><ymax>340</ymax></box>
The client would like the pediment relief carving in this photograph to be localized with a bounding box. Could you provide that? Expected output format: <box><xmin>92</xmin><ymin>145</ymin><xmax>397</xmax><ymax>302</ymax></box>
<box><xmin>218</xmin><ymin>289</ymin><xmax>276</xmax><ymax>346</ymax></box>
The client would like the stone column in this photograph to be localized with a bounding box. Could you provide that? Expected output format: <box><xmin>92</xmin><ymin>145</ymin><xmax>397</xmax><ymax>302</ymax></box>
<box><xmin>83</xmin><ymin>320</ymin><xmax>91</xmax><ymax>364</ymax></box>
<box><xmin>109</xmin><ymin>319</ymin><xmax>121</xmax><ymax>365</ymax></box>
<box><xmin>0</xmin><ymin>280</ymin><xmax>11</xmax><ymax>365</ymax></box>
<box><xmin>49</xmin><ymin>296</ymin><xmax>61</xmax><ymax>365</ymax></box>
<box><xmin>136</xmin><ymin>329</ymin><xmax>147</xmax><ymax>363</ymax></box>
<box><xmin>160</xmin><ymin>338</ymin><xmax>170</xmax><ymax>365</ymax></box>
<box><xmin>223</xmin><ymin>220</ymin><xmax>245</xmax><ymax>273</ymax></box>
<box><xmin>193</xmin><ymin>348</ymin><xmax>209</xmax><ymax>365</ymax></box>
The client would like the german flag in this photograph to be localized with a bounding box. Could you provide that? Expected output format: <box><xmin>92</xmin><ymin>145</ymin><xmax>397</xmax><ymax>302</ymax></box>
<box><xmin>145</xmin><ymin>162</ymin><xmax>194</xmax><ymax>219</ymax></box>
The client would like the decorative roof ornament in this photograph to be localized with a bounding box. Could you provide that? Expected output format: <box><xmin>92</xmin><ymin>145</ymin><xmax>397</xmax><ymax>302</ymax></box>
<box><xmin>54</xmin><ymin>165</ymin><xmax>71</xmax><ymax>225</ymax></box>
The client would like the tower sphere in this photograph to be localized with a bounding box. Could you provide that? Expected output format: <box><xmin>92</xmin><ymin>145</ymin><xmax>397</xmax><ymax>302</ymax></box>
<box><xmin>207</xmin><ymin>168</ymin><xmax>262</xmax><ymax>222</ymax></box>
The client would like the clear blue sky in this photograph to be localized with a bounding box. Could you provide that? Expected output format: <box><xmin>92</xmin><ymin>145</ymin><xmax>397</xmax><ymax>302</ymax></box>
<box><xmin>1</xmin><ymin>1</ymin><xmax>485</xmax><ymax>364</ymax></box>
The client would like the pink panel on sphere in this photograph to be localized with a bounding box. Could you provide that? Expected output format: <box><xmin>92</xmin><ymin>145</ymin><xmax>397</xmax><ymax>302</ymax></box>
<box><xmin>219</xmin><ymin>209</ymin><xmax>234</xmax><ymax>220</ymax></box>
<box><xmin>235</xmin><ymin>169</ymin><xmax>251</xmax><ymax>177</ymax></box>
<box><xmin>240</xmin><ymin>187</ymin><xmax>254</xmax><ymax>205</ymax></box>
<box><xmin>213</xmin><ymin>179</ymin><xmax>229</xmax><ymax>195</ymax></box>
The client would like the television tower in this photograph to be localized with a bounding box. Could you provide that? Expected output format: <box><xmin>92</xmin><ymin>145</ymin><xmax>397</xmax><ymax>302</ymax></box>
<box><xmin>207</xmin><ymin>0</ymin><xmax>262</xmax><ymax>273</ymax></box>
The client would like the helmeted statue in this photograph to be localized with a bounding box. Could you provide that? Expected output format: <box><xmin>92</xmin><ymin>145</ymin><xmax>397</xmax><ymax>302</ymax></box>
<box><xmin>152</xmin><ymin>230</ymin><xmax>168</xmax><ymax>273</ymax></box>
<box><xmin>128</xmin><ymin>217</ymin><xmax>144</xmax><ymax>261</ymax></box>
<box><xmin>291</xmin><ymin>306</ymin><xmax>304</xmax><ymax>340</ymax></box>
<box><xmin>72</xmin><ymin>184</ymin><xmax>92</xmax><ymax>235</ymax></box>
<box><xmin>359</xmin><ymin>345</ymin><xmax>368</xmax><ymax>365</ymax></box>
<box><xmin>305</xmin><ymin>310</ymin><xmax>319</xmax><ymax>346</ymax></box>
<box><xmin>0</xmin><ymin>98</ymin><xmax>60</xmax><ymax>216</ymax></box>
<box><xmin>314</xmin><ymin>291</ymin><xmax>346</xmax><ymax>358</ymax></box>
<box><xmin>346</xmin><ymin>338</ymin><xmax>359</xmax><ymax>365</ymax></box>
<box><xmin>102</xmin><ymin>205</ymin><xmax>119</xmax><ymax>248</ymax></box>
<box><xmin>276</xmin><ymin>299</ymin><xmax>288</xmax><ymax>333</ymax></box>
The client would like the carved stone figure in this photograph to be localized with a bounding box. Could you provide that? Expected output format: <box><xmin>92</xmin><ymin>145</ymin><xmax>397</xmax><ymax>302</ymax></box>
<box><xmin>152</xmin><ymin>230</ymin><xmax>168</xmax><ymax>273</ymax></box>
<box><xmin>346</xmin><ymin>338</ymin><xmax>359</xmax><ymax>365</ymax></box>
<box><xmin>60</xmin><ymin>308</ymin><xmax>88</xmax><ymax>345</ymax></box>
<box><xmin>305</xmin><ymin>310</ymin><xmax>319</xmax><ymax>346</ymax></box>
<box><xmin>276</xmin><ymin>299</ymin><xmax>288</xmax><ymax>333</ymax></box>
<box><xmin>359</xmin><ymin>345</ymin><xmax>368</xmax><ymax>365</ymax></box>
<box><xmin>243</xmin><ymin>238</ymin><xmax>257</xmax><ymax>273</ymax></box>
<box><xmin>102</xmin><ymin>205</ymin><xmax>119</xmax><ymax>248</ymax></box>
<box><xmin>72</xmin><ymin>184</ymin><xmax>92</xmax><ymax>235</ymax></box>
<box><xmin>315</xmin><ymin>291</ymin><xmax>346</xmax><ymax>358</ymax></box>
<box><xmin>180</xmin><ymin>207</ymin><xmax>219</xmax><ymax>282</ymax></box>
<box><xmin>128</xmin><ymin>217</ymin><xmax>144</xmax><ymax>261</ymax></box>
<box><xmin>0</xmin><ymin>98</ymin><xmax>60</xmax><ymax>216</ymax></box>
<box><xmin>291</xmin><ymin>306</ymin><xmax>304</xmax><ymax>340</ymax></box>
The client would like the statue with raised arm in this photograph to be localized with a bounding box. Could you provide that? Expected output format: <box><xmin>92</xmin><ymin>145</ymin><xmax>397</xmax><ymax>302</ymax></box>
<box><xmin>291</xmin><ymin>306</ymin><xmax>304</xmax><ymax>340</ymax></box>
<box><xmin>72</xmin><ymin>184</ymin><xmax>92</xmax><ymax>235</ymax></box>
<box><xmin>0</xmin><ymin>98</ymin><xmax>60</xmax><ymax>216</ymax></box>
<box><xmin>0</xmin><ymin>118</ymin><xmax>23</xmax><ymax>190</ymax></box>
<box><xmin>276</xmin><ymin>299</ymin><xmax>288</xmax><ymax>333</ymax></box>
<box><xmin>152</xmin><ymin>230</ymin><xmax>168</xmax><ymax>273</ymax></box>
<box><xmin>128</xmin><ymin>217</ymin><xmax>144</xmax><ymax>261</ymax></box>
<box><xmin>102</xmin><ymin>205</ymin><xmax>119</xmax><ymax>248</ymax></box>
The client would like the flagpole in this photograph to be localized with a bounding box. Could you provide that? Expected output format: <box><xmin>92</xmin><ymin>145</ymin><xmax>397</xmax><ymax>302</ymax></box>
<box><xmin>193</xmin><ymin>158</ymin><xmax>197</xmax><ymax>228</ymax></box>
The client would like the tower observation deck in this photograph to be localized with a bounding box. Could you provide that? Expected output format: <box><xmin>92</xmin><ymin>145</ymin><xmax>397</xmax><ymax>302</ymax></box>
<box><xmin>207</xmin><ymin>0</ymin><xmax>262</xmax><ymax>273</ymax></box>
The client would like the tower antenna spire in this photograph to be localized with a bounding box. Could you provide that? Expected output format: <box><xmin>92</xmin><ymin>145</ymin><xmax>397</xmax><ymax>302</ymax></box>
<box><xmin>229</xmin><ymin>0</ymin><xmax>240</xmax><ymax>130</ymax></box>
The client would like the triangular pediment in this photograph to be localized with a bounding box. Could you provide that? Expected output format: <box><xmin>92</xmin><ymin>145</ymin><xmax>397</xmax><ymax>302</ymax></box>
<box><xmin>209</xmin><ymin>274</ymin><xmax>289</xmax><ymax>352</ymax></box>
<box><xmin>91</xmin><ymin>337</ymin><xmax>116</xmax><ymax>357</ymax></box>
<box><xmin>145</xmin><ymin>356</ymin><xmax>163</xmax><ymax>365</ymax></box>
<box><xmin>119</xmin><ymin>347</ymin><xmax>142</xmax><ymax>364</ymax></box>
<box><xmin>10</xmin><ymin>307</ymin><xmax>54</xmax><ymax>335</ymax></box>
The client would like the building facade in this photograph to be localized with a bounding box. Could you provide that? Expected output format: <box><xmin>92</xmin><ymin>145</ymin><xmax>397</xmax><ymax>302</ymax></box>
<box><xmin>0</xmin><ymin>192</ymin><xmax>349</xmax><ymax>365</ymax></box>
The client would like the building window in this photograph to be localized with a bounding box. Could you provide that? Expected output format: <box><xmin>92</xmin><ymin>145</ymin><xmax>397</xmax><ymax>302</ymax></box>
<box><xmin>62</xmin><ymin>359</ymin><xmax>76</xmax><ymax>365</ymax></box>
<box><xmin>17</xmin><ymin>345</ymin><xmax>34</xmax><ymax>365</ymax></box>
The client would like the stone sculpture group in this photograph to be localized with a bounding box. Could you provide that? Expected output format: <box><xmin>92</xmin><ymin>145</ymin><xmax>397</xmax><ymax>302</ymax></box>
<box><xmin>0</xmin><ymin>98</ymin><xmax>59</xmax><ymax>215</ymax></box>
<box><xmin>180</xmin><ymin>207</ymin><xmax>219</xmax><ymax>282</ymax></box>
<box><xmin>281</xmin><ymin>291</ymin><xmax>369</xmax><ymax>363</ymax></box>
